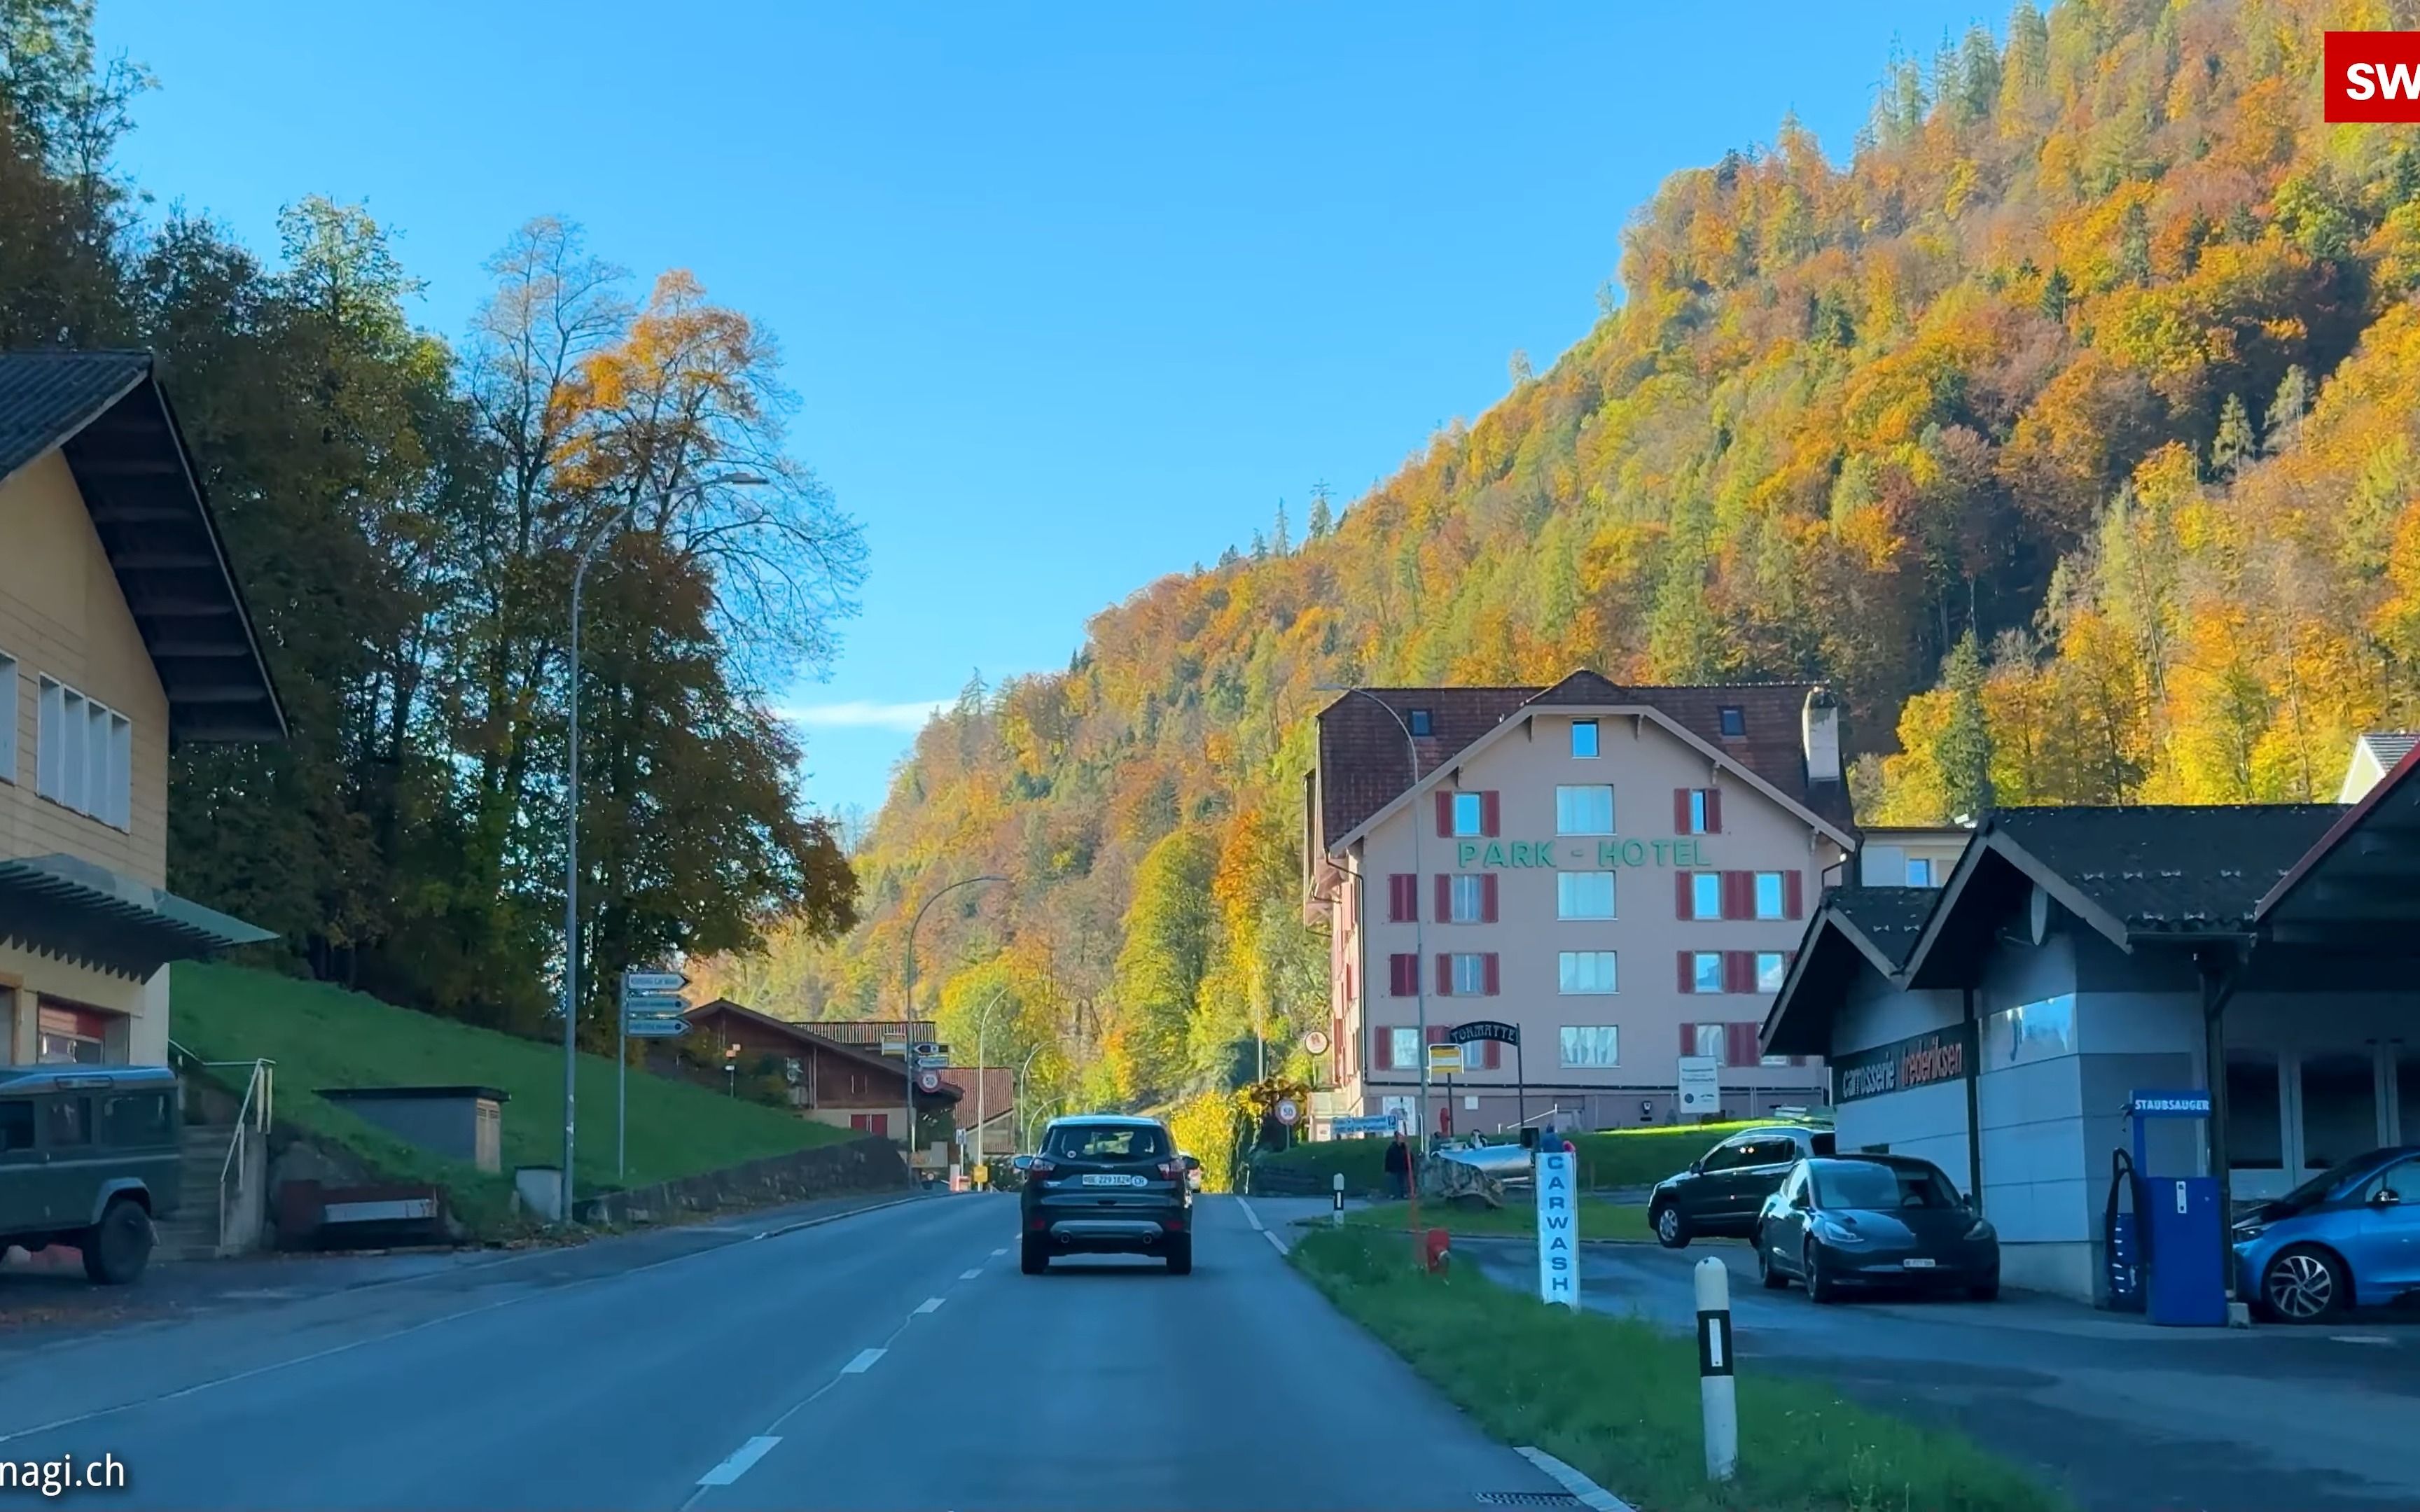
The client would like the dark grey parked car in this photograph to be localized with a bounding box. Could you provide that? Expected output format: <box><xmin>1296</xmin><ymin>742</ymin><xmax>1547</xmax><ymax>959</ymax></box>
<box><xmin>1648</xmin><ymin>1124</ymin><xmax>1834</xmax><ymax>1248</ymax></box>
<box><xmin>0</xmin><ymin>1065</ymin><xmax>183</xmax><ymax>1284</ymax></box>
<box><xmin>1753</xmin><ymin>1154</ymin><xmax>1999</xmax><ymax>1302</ymax></box>
<box><xmin>1020</xmin><ymin>1114</ymin><xmax>1192</xmax><ymax>1274</ymax></box>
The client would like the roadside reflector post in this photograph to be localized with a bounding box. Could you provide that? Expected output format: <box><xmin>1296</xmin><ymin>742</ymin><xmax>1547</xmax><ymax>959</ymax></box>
<box><xmin>1331</xmin><ymin>1172</ymin><xmax>1345</xmax><ymax>1227</ymax></box>
<box><xmin>1695</xmin><ymin>1256</ymin><xmax>1738</xmax><ymax>1483</ymax></box>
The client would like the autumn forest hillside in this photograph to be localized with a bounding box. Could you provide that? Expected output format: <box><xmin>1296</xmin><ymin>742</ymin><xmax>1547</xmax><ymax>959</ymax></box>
<box><xmin>698</xmin><ymin>0</ymin><xmax>2420</xmax><ymax>1128</ymax></box>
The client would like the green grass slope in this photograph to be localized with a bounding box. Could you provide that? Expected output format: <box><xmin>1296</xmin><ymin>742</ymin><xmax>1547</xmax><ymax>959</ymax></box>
<box><xmin>172</xmin><ymin>962</ymin><xmax>850</xmax><ymax>1231</ymax></box>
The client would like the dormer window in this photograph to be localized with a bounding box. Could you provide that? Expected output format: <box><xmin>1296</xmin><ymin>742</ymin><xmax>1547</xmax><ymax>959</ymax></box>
<box><xmin>1407</xmin><ymin>708</ymin><xmax>1433</xmax><ymax>737</ymax></box>
<box><xmin>1718</xmin><ymin>706</ymin><xmax>1746</xmax><ymax>739</ymax></box>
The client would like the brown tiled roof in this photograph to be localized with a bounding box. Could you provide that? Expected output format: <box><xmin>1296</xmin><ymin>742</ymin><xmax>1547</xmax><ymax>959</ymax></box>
<box><xmin>940</xmin><ymin>1067</ymin><xmax>1015</xmax><ymax>1123</ymax></box>
<box><xmin>686</xmin><ymin>999</ymin><xmax>963</xmax><ymax>1101</ymax></box>
<box><xmin>1314</xmin><ymin>673</ymin><xmax>1851</xmax><ymax>850</ymax></box>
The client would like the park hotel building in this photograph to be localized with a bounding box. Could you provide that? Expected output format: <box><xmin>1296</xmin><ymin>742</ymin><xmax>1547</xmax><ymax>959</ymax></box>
<box><xmin>1303</xmin><ymin>671</ymin><xmax>1856</xmax><ymax>1138</ymax></box>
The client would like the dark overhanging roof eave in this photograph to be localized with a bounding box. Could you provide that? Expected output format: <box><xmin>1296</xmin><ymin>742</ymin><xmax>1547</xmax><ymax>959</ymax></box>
<box><xmin>0</xmin><ymin>853</ymin><xmax>274</xmax><ymax>977</ymax></box>
<box><xmin>1900</xmin><ymin>830</ymin><xmax>2134</xmax><ymax>988</ymax></box>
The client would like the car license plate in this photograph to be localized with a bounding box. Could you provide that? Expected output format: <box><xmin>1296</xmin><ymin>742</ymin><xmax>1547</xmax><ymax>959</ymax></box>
<box><xmin>1081</xmin><ymin>1174</ymin><xmax>1143</xmax><ymax>1186</ymax></box>
<box><xmin>1902</xmin><ymin>1257</ymin><xmax>1937</xmax><ymax>1269</ymax></box>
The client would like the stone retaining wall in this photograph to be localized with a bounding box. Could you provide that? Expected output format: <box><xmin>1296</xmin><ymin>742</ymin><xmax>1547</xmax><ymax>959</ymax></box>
<box><xmin>570</xmin><ymin>1135</ymin><xmax>910</xmax><ymax>1226</ymax></box>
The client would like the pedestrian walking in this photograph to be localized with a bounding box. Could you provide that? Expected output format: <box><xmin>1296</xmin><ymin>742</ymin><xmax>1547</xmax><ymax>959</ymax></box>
<box><xmin>1384</xmin><ymin>1130</ymin><xmax>1410</xmax><ymax>1200</ymax></box>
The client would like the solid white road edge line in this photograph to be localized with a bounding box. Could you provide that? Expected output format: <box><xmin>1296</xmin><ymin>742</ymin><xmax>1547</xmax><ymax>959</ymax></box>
<box><xmin>841</xmin><ymin>1348</ymin><xmax>886</xmax><ymax>1374</ymax></box>
<box><xmin>696</xmin><ymin>1436</ymin><xmax>781</xmax><ymax>1488</ymax></box>
<box><xmin>1237</xmin><ymin>1196</ymin><xmax>1265</xmax><ymax>1231</ymax></box>
<box><xmin>1263</xmin><ymin>1229</ymin><xmax>1288</xmax><ymax>1256</ymax></box>
<box><xmin>915</xmin><ymin>1296</ymin><xmax>945</xmax><ymax>1314</ymax></box>
<box><xmin>1516</xmin><ymin>1446</ymin><xmax>1636</xmax><ymax>1512</ymax></box>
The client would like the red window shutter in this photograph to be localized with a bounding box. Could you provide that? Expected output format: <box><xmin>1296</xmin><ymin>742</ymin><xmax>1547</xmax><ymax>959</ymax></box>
<box><xmin>1386</xmin><ymin>873</ymin><xmax>1408</xmax><ymax>922</ymax></box>
<box><xmin>1723</xmin><ymin>870</ymin><xmax>1752</xmax><ymax>920</ymax></box>
<box><xmin>1484</xmin><ymin>1039</ymin><xmax>1503</xmax><ymax>1070</ymax></box>
<box><xmin>1727</xmin><ymin>1022</ymin><xmax>1760</xmax><ymax>1067</ymax></box>
<box><xmin>1426</xmin><ymin>1024</ymin><xmax>1449</xmax><ymax>1044</ymax></box>
<box><xmin>1372</xmin><ymin>1028</ymin><xmax>1392</xmax><ymax>1070</ymax></box>
<box><xmin>1482</xmin><ymin>953</ymin><xmax>1501</xmax><ymax>995</ymax></box>
<box><xmin>1679</xmin><ymin>1021</ymin><xmax>1697</xmax><ymax>1054</ymax></box>
<box><xmin>1724</xmin><ymin>951</ymin><xmax>1753</xmax><ymax>994</ymax></box>
<box><xmin>1435</xmin><ymin>873</ymin><xmax>1453</xmax><ymax>923</ymax></box>
<box><xmin>1672</xmin><ymin>788</ymin><xmax>1691</xmax><ymax>832</ymax></box>
<box><xmin>1676</xmin><ymin>951</ymin><xmax>1695</xmax><ymax>993</ymax></box>
<box><xmin>1386</xmin><ymin>953</ymin><xmax>1410</xmax><ymax>996</ymax></box>
<box><xmin>1481</xmin><ymin>790</ymin><xmax>1502</xmax><ymax>836</ymax></box>
<box><xmin>1435</xmin><ymin>954</ymin><xmax>1454</xmax><ymax>997</ymax></box>
<box><xmin>1786</xmin><ymin>869</ymin><xmax>1805</xmax><ymax>919</ymax></box>
<box><xmin>1706</xmin><ymin>788</ymin><xmax>1723</xmax><ymax>834</ymax></box>
<box><xmin>1344</xmin><ymin>962</ymin><xmax>1355</xmax><ymax>1002</ymax></box>
<box><xmin>870</xmin><ymin>1113</ymin><xmax>889</xmax><ymax>1138</ymax></box>
<box><xmin>1435</xmin><ymin>792</ymin><xmax>1453</xmax><ymax>837</ymax></box>
<box><xmin>1482</xmin><ymin>874</ymin><xmax>1498</xmax><ymax>922</ymax></box>
<box><xmin>1676</xmin><ymin>872</ymin><xmax>1692</xmax><ymax>919</ymax></box>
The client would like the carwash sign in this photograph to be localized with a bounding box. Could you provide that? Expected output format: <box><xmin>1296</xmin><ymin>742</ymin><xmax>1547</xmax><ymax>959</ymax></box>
<box><xmin>1535</xmin><ymin>1148</ymin><xmax>1580</xmax><ymax>1312</ymax></box>
<box><xmin>1832</xmin><ymin>1023</ymin><xmax>1976</xmax><ymax>1105</ymax></box>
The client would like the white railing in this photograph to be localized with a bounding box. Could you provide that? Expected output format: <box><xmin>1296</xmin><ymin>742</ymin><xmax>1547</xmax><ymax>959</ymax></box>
<box><xmin>167</xmin><ymin>1042</ymin><xmax>273</xmax><ymax>1256</ymax></box>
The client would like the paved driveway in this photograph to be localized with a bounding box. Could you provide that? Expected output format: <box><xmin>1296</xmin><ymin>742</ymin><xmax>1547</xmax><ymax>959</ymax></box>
<box><xmin>1458</xmin><ymin>1235</ymin><xmax>2420</xmax><ymax>1512</ymax></box>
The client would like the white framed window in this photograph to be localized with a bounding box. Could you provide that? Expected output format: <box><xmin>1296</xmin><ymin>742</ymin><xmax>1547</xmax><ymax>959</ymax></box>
<box><xmin>1558</xmin><ymin>951</ymin><xmax>1618</xmax><ymax>994</ymax></box>
<box><xmin>1449</xmin><ymin>874</ymin><xmax>1487</xmax><ymax>923</ymax></box>
<box><xmin>1693</xmin><ymin>1021</ymin><xmax>1728</xmax><ymax>1061</ymax></box>
<box><xmin>1450</xmin><ymin>791</ymin><xmax>1484</xmax><ymax>836</ymax></box>
<box><xmin>1755</xmin><ymin>952</ymin><xmax>1788</xmax><ymax>993</ymax></box>
<box><xmin>1690</xmin><ymin>872</ymin><xmax>1722</xmax><ymax>920</ymax></box>
<box><xmin>0</xmin><ymin>647</ymin><xmax>15</xmax><ymax>783</ymax></box>
<box><xmin>1560</xmin><ymin>1025</ymin><xmax>1619</xmax><ymax>1068</ymax></box>
<box><xmin>1557</xmin><ymin>871</ymin><xmax>1615</xmax><ymax>920</ymax></box>
<box><xmin>1686</xmin><ymin>788</ymin><xmax>1712</xmax><ymax>833</ymax></box>
<box><xmin>1555</xmin><ymin>784</ymin><xmax>1614</xmax><ymax>835</ymax></box>
<box><xmin>1753</xmin><ymin>872</ymin><xmax>1786</xmax><ymax>920</ymax></box>
<box><xmin>1691</xmin><ymin>951</ymin><xmax>1725</xmax><ymax>994</ymax></box>
<box><xmin>1448</xmin><ymin>953</ymin><xmax>1488</xmax><ymax>995</ymax></box>
<box><xmin>36</xmin><ymin>677</ymin><xmax>131</xmax><ymax>830</ymax></box>
<box><xmin>1388</xmin><ymin>1026</ymin><xmax>1421</xmax><ymax>1070</ymax></box>
<box><xmin>1570</xmin><ymin>720</ymin><xmax>1599</xmax><ymax>758</ymax></box>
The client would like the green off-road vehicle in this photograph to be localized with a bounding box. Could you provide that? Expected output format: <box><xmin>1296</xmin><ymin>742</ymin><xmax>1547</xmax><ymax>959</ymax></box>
<box><xmin>0</xmin><ymin>1064</ymin><xmax>182</xmax><ymax>1284</ymax></box>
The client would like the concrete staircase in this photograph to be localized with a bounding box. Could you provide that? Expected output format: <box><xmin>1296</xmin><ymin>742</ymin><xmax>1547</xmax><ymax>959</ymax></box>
<box><xmin>154</xmin><ymin>1122</ymin><xmax>236</xmax><ymax>1262</ymax></box>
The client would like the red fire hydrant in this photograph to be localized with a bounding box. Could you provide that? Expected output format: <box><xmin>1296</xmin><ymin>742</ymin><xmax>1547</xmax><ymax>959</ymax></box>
<box><xmin>1424</xmin><ymin>1226</ymin><xmax>1451</xmax><ymax>1273</ymax></box>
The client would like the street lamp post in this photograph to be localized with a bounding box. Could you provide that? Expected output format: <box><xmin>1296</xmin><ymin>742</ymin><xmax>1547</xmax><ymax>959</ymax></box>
<box><xmin>901</xmin><ymin>874</ymin><xmax>1008</xmax><ymax>1186</ymax></box>
<box><xmin>1314</xmin><ymin>685</ymin><xmax>1429</xmax><ymax>1156</ymax></box>
<box><xmin>971</xmin><ymin>986</ymin><xmax>1011</xmax><ymax>1180</ymax></box>
<box><xmin>1015</xmin><ymin>1042</ymin><xmax>1043</xmax><ymax>1157</ymax></box>
<box><xmin>559</xmin><ymin>472</ymin><xmax>763</xmax><ymax>1222</ymax></box>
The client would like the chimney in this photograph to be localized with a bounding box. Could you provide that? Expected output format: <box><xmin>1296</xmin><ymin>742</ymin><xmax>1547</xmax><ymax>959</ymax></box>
<box><xmin>1802</xmin><ymin>687</ymin><xmax>1842</xmax><ymax>785</ymax></box>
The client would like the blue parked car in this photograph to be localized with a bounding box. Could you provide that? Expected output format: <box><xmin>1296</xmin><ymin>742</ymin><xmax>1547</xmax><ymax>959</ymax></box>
<box><xmin>2232</xmin><ymin>1145</ymin><xmax>2420</xmax><ymax>1322</ymax></box>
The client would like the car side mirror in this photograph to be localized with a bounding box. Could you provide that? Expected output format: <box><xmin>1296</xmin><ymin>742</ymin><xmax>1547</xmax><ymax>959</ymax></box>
<box><xmin>2374</xmin><ymin>1186</ymin><xmax>2402</xmax><ymax>1208</ymax></box>
<box><xmin>1183</xmin><ymin>1155</ymin><xmax>1201</xmax><ymax>1170</ymax></box>
<box><xmin>1010</xmin><ymin>1154</ymin><xmax>1033</xmax><ymax>1171</ymax></box>
<box><xmin>1791</xmin><ymin>1190</ymin><xmax>1812</xmax><ymax>1210</ymax></box>
<box><xmin>1688</xmin><ymin>1158</ymin><xmax>1704</xmax><ymax>1175</ymax></box>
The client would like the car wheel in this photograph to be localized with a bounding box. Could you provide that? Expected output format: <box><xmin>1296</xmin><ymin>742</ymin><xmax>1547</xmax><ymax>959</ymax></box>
<box><xmin>80</xmin><ymin>1198</ymin><xmax>153</xmax><ymax>1286</ymax></box>
<box><xmin>2261</xmin><ymin>1245</ymin><xmax>2346</xmax><ymax>1323</ymax></box>
<box><xmin>1020</xmin><ymin>1236</ymin><xmax>1049</xmax><ymax>1275</ymax></box>
<box><xmin>1165</xmin><ymin>1234</ymin><xmax>1193</xmax><ymax>1276</ymax></box>
<box><xmin>1654</xmin><ymin>1204</ymin><xmax>1691</xmax><ymax>1250</ymax></box>
<box><xmin>1802</xmin><ymin>1240</ymin><xmax>1837</xmax><ymax>1304</ymax></box>
<box><xmin>1756</xmin><ymin>1229</ymin><xmax>1789</xmax><ymax>1289</ymax></box>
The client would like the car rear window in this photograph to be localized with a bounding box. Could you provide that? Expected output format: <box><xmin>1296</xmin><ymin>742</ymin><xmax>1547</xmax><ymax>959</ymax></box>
<box><xmin>1816</xmin><ymin>1160</ymin><xmax>1956</xmax><ymax>1210</ymax></box>
<box><xmin>1046</xmin><ymin>1124</ymin><xmax>1168</xmax><ymax>1161</ymax></box>
<box><xmin>102</xmin><ymin>1091</ymin><xmax>172</xmax><ymax>1147</ymax></box>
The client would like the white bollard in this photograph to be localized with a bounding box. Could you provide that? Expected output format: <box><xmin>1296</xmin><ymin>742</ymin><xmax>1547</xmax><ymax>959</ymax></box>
<box><xmin>1332</xmin><ymin>1171</ymin><xmax>1346</xmax><ymax>1227</ymax></box>
<box><xmin>1695</xmin><ymin>1255</ymin><xmax>1738</xmax><ymax>1483</ymax></box>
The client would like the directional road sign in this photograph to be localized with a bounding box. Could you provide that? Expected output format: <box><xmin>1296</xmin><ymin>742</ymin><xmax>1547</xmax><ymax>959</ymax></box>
<box><xmin>620</xmin><ymin>993</ymin><xmax>688</xmax><ymax>1017</ymax></box>
<box><xmin>879</xmin><ymin>1040</ymin><xmax>909</xmax><ymax>1056</ymax></box>
<box><xmin>625</xmin><ymin>1016</ymin><xmax>691</xmax><ymax>1040</ymax></box>
<box><xmin>621</xmin><ymin>970</ymin><xmax>688</xmax><ymax>995</ymax></box>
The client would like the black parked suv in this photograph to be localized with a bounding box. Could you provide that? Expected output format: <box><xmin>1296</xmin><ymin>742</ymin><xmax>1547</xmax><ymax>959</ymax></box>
<box><xmin>1648</xmin><ymin>1124</ymin><xmax>1834</xmax><ymax>1249</ymax></box>
<box><xmin>1020</xmin><ymin>1114</ymin><xmax>1192</xmax><ymax>1275</ymax></box>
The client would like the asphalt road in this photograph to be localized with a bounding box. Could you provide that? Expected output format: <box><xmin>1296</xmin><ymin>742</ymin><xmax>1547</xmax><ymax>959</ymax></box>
<box><xmin>0</xmin><ymin>1195</ymin><xmax>1565</xmax><ymax>1511</ymax></box>
<box><xmin>1461</xmin><ymin>1234</ymin><xmax>2420</xmax><ymax>1512</ymax></box>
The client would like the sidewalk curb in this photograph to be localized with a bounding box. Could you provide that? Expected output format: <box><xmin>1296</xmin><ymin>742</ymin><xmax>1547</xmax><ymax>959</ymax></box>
<box><xmin>752</xmin><ymin>1193</ymin><xmax>926</xmax><ymax>1241</ymax></box>
<box><xmin>1515</xmin><ymin>1446</ymin><xmax>1636</xmax><ymax>1512</ymax></box>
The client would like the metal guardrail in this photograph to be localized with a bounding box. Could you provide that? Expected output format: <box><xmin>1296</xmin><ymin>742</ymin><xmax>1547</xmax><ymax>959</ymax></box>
<box><xmin>167</xmin><ymin>1042</ymin><xmax>273</xmax><ymax>1256</ymax></box>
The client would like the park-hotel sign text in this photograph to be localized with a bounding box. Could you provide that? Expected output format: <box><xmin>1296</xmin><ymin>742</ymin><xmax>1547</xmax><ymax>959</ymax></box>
<box><xmin>1453</xmin><ymin>838</ymin><xmax>1713</xmax><ymax>869</ymax></box>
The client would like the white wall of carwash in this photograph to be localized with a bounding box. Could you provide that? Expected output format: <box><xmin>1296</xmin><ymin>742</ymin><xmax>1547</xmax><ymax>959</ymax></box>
<box><xmin>2211</xmin><ymin>989</ymin><xmax>2420</xmax><ymax>1200</ymax></box>
<box><xmin>1830</xmin><ymin>972</ymin><xmax>1971</xmax><ymax>1193</ymax></box>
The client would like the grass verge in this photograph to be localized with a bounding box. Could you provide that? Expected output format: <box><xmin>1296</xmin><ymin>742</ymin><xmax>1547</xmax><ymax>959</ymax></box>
<box><xmin>174</xmin><ymin>962</ymin><xmax>856</xmax><ymax>1236</ymax></box>
<box><xmin>1287</xmin><ymin>1226</ymin><xmax>2068</xmax><ymax>1512</ymax></box>
<box><xmin>1344</xmin><ymin>1197</ymin><xmax>1657</xmax><ymax>1243</ymax></box>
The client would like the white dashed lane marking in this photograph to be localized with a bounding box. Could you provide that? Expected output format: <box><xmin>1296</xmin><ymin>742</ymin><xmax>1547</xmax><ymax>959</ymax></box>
<box><xmin>696</xmin><ymin>1437</ymin><xmax>780</xmax><ymax>1488</ymax></box>
<box><xmin>840</xmin><ymin>1348</ymin><xmax>886</xmax><ymax>1374</ymax></box>
<box><xmin>915</xmin><ymin>1296</ymin><xmax>945</xmax><ymax>1314</ymax></box>
<box><xmin>959</xmin><ymin>1267</ymin><xmax>982</xmax><ymax>1280</ymax></box>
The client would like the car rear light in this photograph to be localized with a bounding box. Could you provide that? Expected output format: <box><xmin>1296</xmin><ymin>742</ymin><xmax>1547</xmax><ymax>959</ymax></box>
<box><xmin>1157</xmin><ymin>1159</ymin><xmax>1183</xmax><ymax>1182</ymax></box>
<box><xmin>1027</xmin><ymin>1157</ymin><xmax>1057</xmax><ymax>1179</ymax></box>
<box><xmin>1160</xmin><ymin>1217</ymin><xmax>1184</xmax><ymax>1231</ymax></box>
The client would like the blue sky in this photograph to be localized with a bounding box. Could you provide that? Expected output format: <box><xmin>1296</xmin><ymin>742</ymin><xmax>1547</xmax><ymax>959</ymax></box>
<box><xmin>97</xmin><ymin>1</ymin><xmax>1993</xmax><ymax>818</ymax></box>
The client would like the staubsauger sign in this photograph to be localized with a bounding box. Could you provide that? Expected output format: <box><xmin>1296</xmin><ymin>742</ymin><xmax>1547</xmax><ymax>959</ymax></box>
<box><xmin>1831</xmin><ymin>1023</ymin><xmax>1976</xmax><ymax>1104</ymax></box>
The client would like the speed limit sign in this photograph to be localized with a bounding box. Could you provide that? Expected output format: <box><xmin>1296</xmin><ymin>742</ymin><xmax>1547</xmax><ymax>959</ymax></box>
<box><xmin>917</xmin><ymin>1068</ymin><xmax>942</xmax><ymax>1094</ymax></box>
<box><xmin>1275</xmin><ymin>1097</ymin><xmax>1300</xmax><ymax>1126</ymax></box>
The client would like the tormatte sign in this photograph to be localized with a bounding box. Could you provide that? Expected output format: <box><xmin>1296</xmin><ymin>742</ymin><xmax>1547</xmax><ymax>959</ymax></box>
<box><xmin>1832</xmin><ymin>1023</ymin><xmax>1976</xmax><ymax>1104</ymax></box>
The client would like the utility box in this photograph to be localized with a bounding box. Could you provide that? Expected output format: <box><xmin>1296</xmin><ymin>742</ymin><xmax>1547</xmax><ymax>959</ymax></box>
<box><xmin>2144</xmin><ymin>1175</ymin><xmax>2227</xmax><ymax>1326</ymax></box>
<box><xmin>319</xmin><ymin>1086</ymin><xmax>508</xmax><ymax>1172</ymax></box>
